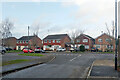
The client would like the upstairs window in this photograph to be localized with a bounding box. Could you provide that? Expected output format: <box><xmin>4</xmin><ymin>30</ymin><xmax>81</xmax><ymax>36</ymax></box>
<box><xmin>44</xmin><ymin>40</ymin><xmax>47</xmax><ymax>43</ymax></box>
<box><xmin>17</xmin><ymin>41</ymin><xmax>19</xmax><ymax>44</ymax></box>
<box><xmin>53</xmin><ymin>40</ymin><xmax>55</xmax><ymax>43</ymax></box>
<box><xmin>26</xmin><ymin>41</ymin><xmax>28</xmax><ymax>43</ymax></box>
<box><xmin>20</xmin><ymin>41</ymin><xmax>22</xmax><ymax>43</ymax></box>
<box><xmin>83</xmin><ymin>39</ymin><xmax>88</xmax><ymax>43</ymax></box>
<box><xmin>98</xmin><ymin>39</ymin><xmax>102</xmax><ymax>42</ymax></box>
<box><xmin>76</xmin><ymin>39</ymin><xmax>80</xmax><ymax>43</ymax></box>
<box><xmin>106</xmin><ymin>38</ymin><xmax>111</xmax><ymax>42</ymax></box>
<box><xmin>49</xmin><ymin>40</ymin><xmax>51</xmax><ymax>43</ymax></box>
<box><xmin>56</xmin><ymin>40</ymin><xmax>60</xmax><ymax>43</ymax></box>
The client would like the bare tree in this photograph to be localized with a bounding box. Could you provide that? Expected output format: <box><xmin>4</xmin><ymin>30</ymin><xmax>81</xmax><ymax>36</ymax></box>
<box><xmin>105</xmin><ymin>21</ymin><xmax>115</xmax><ymax>51</ymax></box>
<box><xmin>0</xmin><ymin>18</ymin><xmax>14</xmax><ymax>47</ymax></box>
<box><xmin>69</xmin><ymin>29</ymin><xmax>84</xmax><ymax>47</ymax></box>
<box><xmin>31</xmin><ymin>23</ymin><xmax>40</xmax><ymax>36</ymax></box>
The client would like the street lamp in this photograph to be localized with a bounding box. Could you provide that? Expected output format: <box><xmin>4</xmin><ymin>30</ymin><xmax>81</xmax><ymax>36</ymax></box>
<box><xmin>115</xmin><ymin>0</ymin><xmax>118</xmax><ymax>70</ymax></box>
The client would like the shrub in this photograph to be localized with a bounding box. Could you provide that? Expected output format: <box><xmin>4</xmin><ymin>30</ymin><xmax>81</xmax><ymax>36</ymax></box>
<box><xmin>79</xmin><ymin>45</ymin><xmax>85</xmax><ymax>52</ymax></box>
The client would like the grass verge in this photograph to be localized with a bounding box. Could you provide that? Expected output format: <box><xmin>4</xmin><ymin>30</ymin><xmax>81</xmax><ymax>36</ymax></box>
<box><xmin>7</xmin><ymin>50</ymin><xmax>22</xmax><ymax>53</ymax></box>
<box><xmin>18</xmin><ymin>53</ymin><xmax>44</xmax><ymax>57</ymax></box>
<box><xmin>2</xmin><ymin>59</ymin><xmax>30</xmax><ymax>66</ymax></box>
<box><xmin>97</xmin><ymin>52</ymin><xmax>114</xmax><ymax>54</ymax></box>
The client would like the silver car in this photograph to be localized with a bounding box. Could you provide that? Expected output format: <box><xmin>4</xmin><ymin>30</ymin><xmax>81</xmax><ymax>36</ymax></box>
<box><xmin>0</xmin><ymin>46</ymin><xmax>6</xmax><ymax>54</ymax></box>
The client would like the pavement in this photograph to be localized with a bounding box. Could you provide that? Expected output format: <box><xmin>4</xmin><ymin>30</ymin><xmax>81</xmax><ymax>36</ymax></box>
<box><xmin>87</xmin><ymin>60</ymin><xmax>120</xmax><ymax>80</ymax></box>
<box><xmin>1</xmin><ymin>53</ymin><xmax>55</xmax><ymax>76</ymax></box>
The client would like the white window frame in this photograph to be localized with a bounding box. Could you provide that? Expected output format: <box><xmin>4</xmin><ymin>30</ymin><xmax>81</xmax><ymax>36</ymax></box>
<box><xmin>56</xmin><ymin>40</ymin><xmax>60</xmax><ymax>43</ymax></box>
<box><xmin>53</xmin><ymin>40</ymin><xmax>55</xmax><ymax>43</ymax></box>
<box><xmin>83</xmin><ymin>39</ymin><xmax>88</xmax><ymax>43</ymax></box>
<box><xmin>76</xmin><ymin>39</ymin><xmax>80</xmax><ymax>43</ymax></box>
<box><xmin>98</xmin><ymin>39</ymin><xmax>102</xmax><ymax>42</ymax></box>
<box><xmin>44</xmin><ymin>40</ymin><xmax>47</xmax><ymax>43</ymax></box>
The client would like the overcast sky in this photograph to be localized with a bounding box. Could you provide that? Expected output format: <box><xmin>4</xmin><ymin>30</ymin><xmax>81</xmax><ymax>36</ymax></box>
<box><xmin>1</xmin><ymin>0</ymin><xmax>119</xmax><ymax>39</ymax></box>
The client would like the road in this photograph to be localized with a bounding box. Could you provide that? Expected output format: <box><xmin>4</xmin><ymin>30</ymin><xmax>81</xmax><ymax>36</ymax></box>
<box><xmin>3</xmin><ymin>52</ymin><xmax>114</xmax><ymax>78</ymax></box>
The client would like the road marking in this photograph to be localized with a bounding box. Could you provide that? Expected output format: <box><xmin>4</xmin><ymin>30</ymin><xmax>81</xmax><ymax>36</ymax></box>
<box><xmin>70</xmin><ymin>55</ymin><xmax>81</xmax><ymax>61</ymax></box>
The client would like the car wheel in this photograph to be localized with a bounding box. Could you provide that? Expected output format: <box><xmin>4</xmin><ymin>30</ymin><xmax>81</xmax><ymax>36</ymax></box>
<box><xmin>2</xmin><ymin>50</ymin><xmax>5</xmax><ymax>55</ymax></box>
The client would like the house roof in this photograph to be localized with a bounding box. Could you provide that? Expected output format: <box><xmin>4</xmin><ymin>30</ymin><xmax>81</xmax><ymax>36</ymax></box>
<box><xmin>4</xmin><ymin>37</ymin><xmax>17</xmax><ymax>40</ymax></box>
<box><xmin>18</xmin><ymin>36</ymin><xmax>36</xmax><ymax>40</ymax></box>
<box><xmin>43</xmin><ymin>34</ymin><xmax>69</xmax><ymax>40</ymax></box>
<box><xmin>76</xmin><ymin>34</ymin><xmax>94</xmax><ymax>41</ymax></box>
<box><xmin>95</xmin><ymin>33</ymin><xmax>114</xmax><ymax>39</ymax></box>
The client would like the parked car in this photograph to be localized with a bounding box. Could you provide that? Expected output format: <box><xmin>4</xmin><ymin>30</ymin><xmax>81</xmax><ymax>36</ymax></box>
<box><xmin>70</xmin><ymin>47</ymin><xmax>74</xmax><ymax>52</ymax></box>
<box><xmin>56</xmin><ymin>48</ymin><xmax>66</xmax><ymax>52</ymax></box>
<box><xmin>34</xmin><ymin>47</ymin><xmax>45</xmax><ymax>53</ymax></box>
<box><xmin>23</xmin><ymin>48</ymin><xmax>34</xmax><ymax>53</ymax></box>
<box><xmin>5</xmin><ymin>48</ymin><xmax>13</xmax><ymax>51</ymax></box>
<box><xmin>91</xmin><ymin>48</ymin><xmax>98</xmax><ymax>52</ymax></box>
<box><xmin>0</xmin><ymin>46</ymin><xmax>6</xmax><ymax>54</ymax></box>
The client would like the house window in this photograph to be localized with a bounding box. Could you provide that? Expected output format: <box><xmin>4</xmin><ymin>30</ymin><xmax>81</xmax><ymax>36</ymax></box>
<box><xmin>20</xmin><ymin>41</ymin><xmax>22</xmax><ymax>43</ymax></box>
<box><xmin>98</xmin><ymin>39</ymin><xmax>102</xmax><ymax>42</ymax></box>
<box><xmin>44</xmin><ymin>40</ymin><xmax>47</xmax><ymax>43</ymax></box>
<box><xmin>83</xmin><ymin>39</ymin><xmax>88</xmax><ymax>43</ymax></box>
<box><xmin>76</xmin><ymin>39</ymin><xmax>80</xmax><ymax>43</ymax></box>
<box><xmin>53</xmin><ymin>40</ymin><xmax>55</xmax><ymax>43</ymax></box>
<box><xmin>106</xmin><ymin>38</ymin><xmax>111</xmax><ymax>42</ymax></box>
<box><xmin>17</xmin><ymin>41</ymin><xmax>19</xmax><ymax>44</ymax></box>
<box><xmin>85</xmin><ymin>45</ymin><xmax>89</xmax><ymax>49</ymax></box>
<box><xmin>96</xmin><ymin>45</ymin><xmax>100</xmax><ymax>48</ymax></box>
<box><xmin>26</xmin><ymin>41</ymin><xmax>28</xmax><ymax>43</ymax></box>
<box><xmin>49</xmin><ymin>40</ymin><xmax>51</xmax><ymax>43</ymax></box>
<box><xmin>56</xmin><ymin>40</ymin><xmax>60</xmax><ymax>43</ymax></box>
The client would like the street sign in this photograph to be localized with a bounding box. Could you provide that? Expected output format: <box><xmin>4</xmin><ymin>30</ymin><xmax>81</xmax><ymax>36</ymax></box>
<box><xmin>118</xmin><ymin>1</ymin><xmax>120</xmax><ymax>37</ymax></box>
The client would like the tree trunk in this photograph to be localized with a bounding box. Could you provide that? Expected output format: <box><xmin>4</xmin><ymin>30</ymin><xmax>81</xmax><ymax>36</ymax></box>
<box><xmin>118</xmin><ymin>37</ymin><xmax>120</xmax><ymax>67</ymax></box>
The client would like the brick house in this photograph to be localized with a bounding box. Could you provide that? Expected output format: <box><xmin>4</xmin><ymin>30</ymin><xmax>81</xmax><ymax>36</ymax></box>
<box><xmin>3</xmin><ymin>37</ymin><xmax>17</xmax><ymax>49</ymax></box>
<box><xmin>16</xmin><ymin>35</ymin><xmax>42</xmax><ymax>50</ymax></box>
<box><xmin>94</xmin><ymin>33</ymin><xmax>115</xmax><ymax>52</ymax></box>
<box><xmin>75</xmin><ymin>34</ymin><xmax>95</xmax><ymax>50</ymax></box>
<box><xmin>43</xmin><ymin>34</ymin><xmax>71</xmax><ymax>51</ymax></box>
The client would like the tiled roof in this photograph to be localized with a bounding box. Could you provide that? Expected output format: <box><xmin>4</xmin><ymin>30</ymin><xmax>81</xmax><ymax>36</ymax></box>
<box><xmin>18</xmin><ymin>36</ymin><xmax>35</xmax><ymax>40</ymax></box>
<box><xmin>76</xmin><ymin>34</ymin><xmax>94</xmax><ymax>40</ymax></box>
<box><xmin>43</xmin><ymin>34</ymin><xmax>69</xmax><ymax>40</ymax></box>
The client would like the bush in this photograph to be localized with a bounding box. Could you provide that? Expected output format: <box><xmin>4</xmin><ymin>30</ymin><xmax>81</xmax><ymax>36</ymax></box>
<box><xmin>79</xmin><ymin>45</ymin><xmax>85</xmax><ymax>52</ymax></box>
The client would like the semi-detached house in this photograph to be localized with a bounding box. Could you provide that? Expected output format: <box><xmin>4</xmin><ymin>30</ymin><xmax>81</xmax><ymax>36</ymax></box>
<box><xmin>75</xmin><ymin>34</ymin><xmax>95</xmax><ymax>50</ymax></box>
<box><xmin>43</xmin><ymin>34</ymin><xmax>71</xmax><ymax>51</ymax></box>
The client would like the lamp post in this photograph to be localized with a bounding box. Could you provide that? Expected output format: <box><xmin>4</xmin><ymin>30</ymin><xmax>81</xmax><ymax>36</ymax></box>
<box><xmin>115</xmin><ymin>0</ymin><xmax>118</xmax><ymax>70</ymax></box>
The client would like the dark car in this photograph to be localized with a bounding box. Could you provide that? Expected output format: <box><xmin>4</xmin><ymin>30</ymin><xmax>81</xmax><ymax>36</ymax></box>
<box><xmin>34</xmin><ymin>47</ymin><xmax>45</xmax><ymax>53</ymax></box>
<box><xmin>5</xmin><ymin>48</ymin><xmax>13</xmax><ymax>51</ymax></box>
<box><xmin>91</xmin><ymin>48</ymin><xmax>98</xmax><ymax>52</ymax></box>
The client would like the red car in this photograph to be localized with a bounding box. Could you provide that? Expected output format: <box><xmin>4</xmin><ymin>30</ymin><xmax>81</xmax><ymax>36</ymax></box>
<box><xmin>23</xmin><ymin>48</ymin><xmax>34</xmax><ymax>53</ymax></box>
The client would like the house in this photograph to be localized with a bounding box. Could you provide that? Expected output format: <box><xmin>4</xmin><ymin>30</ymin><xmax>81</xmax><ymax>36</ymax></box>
<box><xmin>43</xmin><ymin>34</ymin><xmax>71</xmax><ymax>51</ymax></box>
<box><xmin>16</xmin><ymin>35</ymin><xmax>42</xmax><ymax>50</ymax></box>
<box><xmin>3</xmin><ymin>37</ymin><xmax>17</xmax><ymax>49</ymax></box>
<box><xmin>94</xmin><ymin>33</ymin><xmax>115</xmax><ymax>52</ymax></box>
<box><xmin>75</xmin><ymin>34</ymin><xmax>95</xmax><ymax>50</ymax></box>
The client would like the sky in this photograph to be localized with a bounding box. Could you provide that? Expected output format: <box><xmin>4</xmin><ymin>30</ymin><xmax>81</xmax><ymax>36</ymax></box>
<box><xmin>0</xmin><ymin>0</ymin><xmax>119</xmax><ymax>39</ymax></box>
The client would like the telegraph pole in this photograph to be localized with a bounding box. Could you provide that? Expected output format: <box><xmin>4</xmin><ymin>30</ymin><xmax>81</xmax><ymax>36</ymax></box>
<box><xmin>28</xmin><ymin>26</ymin><xmax>30</xmax><ymax>49</ymax></box>
<box><xmin>115</xmin><ymin>0</ymin><xmax>118</xmax><ymax>70</ymax></box>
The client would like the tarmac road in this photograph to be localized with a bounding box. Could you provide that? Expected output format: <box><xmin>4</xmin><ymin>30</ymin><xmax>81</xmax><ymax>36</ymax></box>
<box><xmin>3</xmin><ymin>52</ymin><xmax>114</xmax><ymax>78</ymax></box>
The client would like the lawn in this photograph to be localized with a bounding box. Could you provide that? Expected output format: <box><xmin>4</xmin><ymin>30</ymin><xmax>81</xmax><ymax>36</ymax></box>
<box><xmin>18</xmin><ymin>53</ymin><xmax>44</xmax><ymax>57</ymax></box>
<box><xmin>6</xmin><ymin>50</ymin><xmax>22</xmax><ymax>53</ymax></box>
<box><xmin>2</xmin><ymin>59</ymin><xmax>30</xmax><ymax>66</ymax></box>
